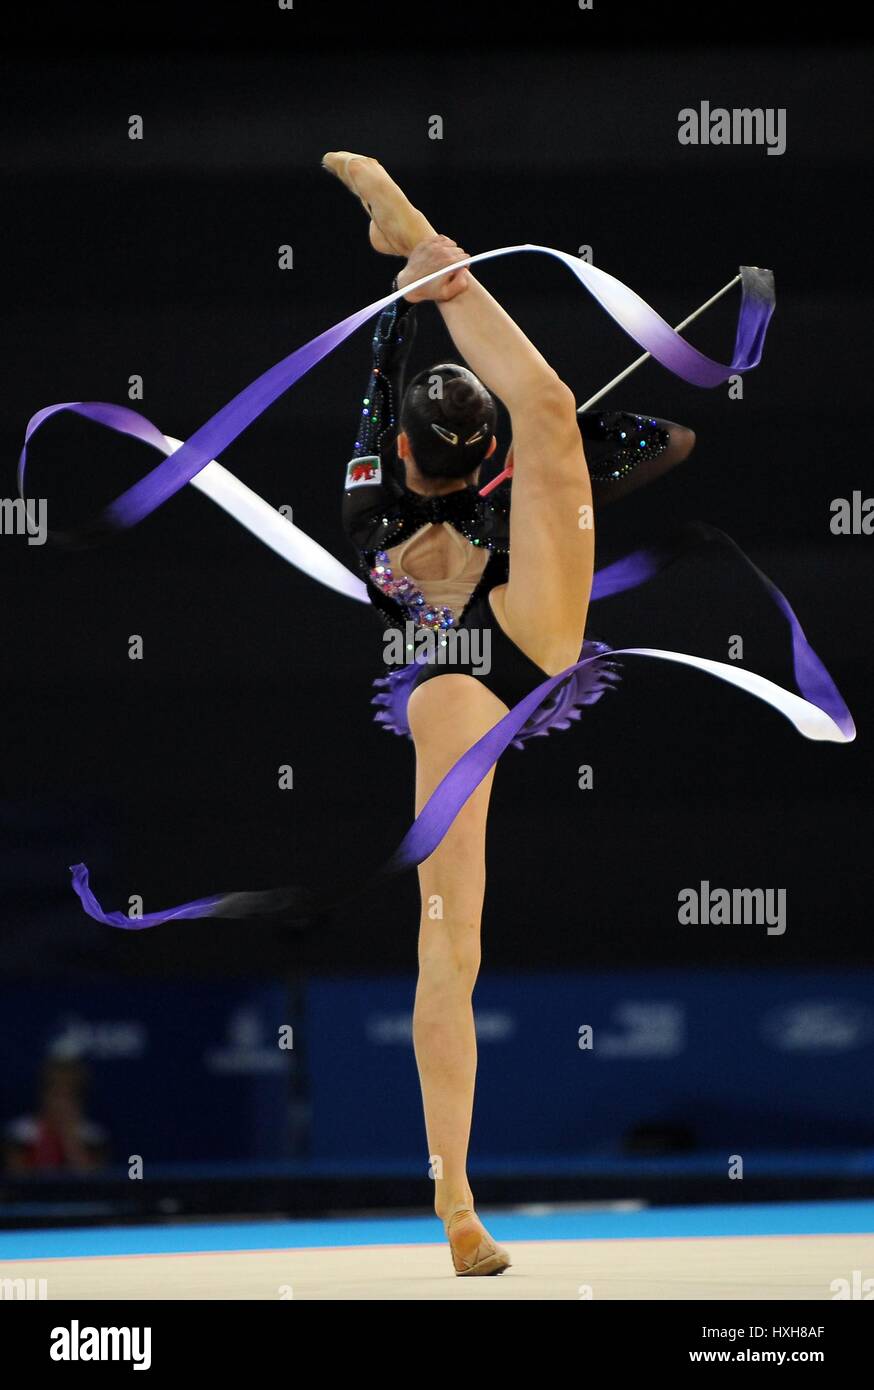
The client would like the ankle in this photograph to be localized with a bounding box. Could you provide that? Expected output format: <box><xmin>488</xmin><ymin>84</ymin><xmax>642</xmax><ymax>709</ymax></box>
<box><xmin>435</xmin><ymin>1189</ymin><xmax>475</xmax><ymax>1223</ymax></box>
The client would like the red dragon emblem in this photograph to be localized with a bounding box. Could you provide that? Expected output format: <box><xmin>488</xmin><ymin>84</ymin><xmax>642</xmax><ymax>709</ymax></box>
<box><xmin>349</xmin><ymin>460</ymin><xmax>379</xmax><ymax>483</ymax></box>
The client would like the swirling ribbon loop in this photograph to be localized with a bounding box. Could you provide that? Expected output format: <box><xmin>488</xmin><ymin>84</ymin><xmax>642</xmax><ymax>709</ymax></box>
<box><xmin>68</xmin><ymin>522</ymin><xmax>855</xmax><ymax>930</ymax></box>
<box><xmin>19</xmin><ymin>246</ymin><xmax>774</xmax><ymax>538</ymax></box>
<box><xmin>20</xmin><ymin>244</ymin><xmax>850</xmax><ymax>932</ymax></box>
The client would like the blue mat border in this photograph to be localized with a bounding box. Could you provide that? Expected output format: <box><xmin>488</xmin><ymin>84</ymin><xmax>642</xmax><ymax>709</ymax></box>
<box><xmin>1</xmin><ymin>1200</ymin><xmax>872</xmax><ymax>1260</ymax></box>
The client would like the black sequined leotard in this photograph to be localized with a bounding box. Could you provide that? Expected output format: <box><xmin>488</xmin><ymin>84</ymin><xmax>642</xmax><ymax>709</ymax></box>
<box><xmin>341</xmin><ymin>293</ymin><xmax>673</xmax><ymax>726</ymax></box>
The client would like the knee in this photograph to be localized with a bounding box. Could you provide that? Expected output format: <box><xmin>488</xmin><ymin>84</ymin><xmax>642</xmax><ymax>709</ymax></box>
<box><xmin>408</xmin><ymin>674</ymin><xmax>476</xmax><ymax>739</ymax></box>
<box><xmin>417</xmin><ymin>957</ymin><xmax>481</xmax><ymax>1005</ymax></box>
<box><xmin>418</xmin><ymin>921</ymin><xmax>481</xmax><ymax>994</ymax></box>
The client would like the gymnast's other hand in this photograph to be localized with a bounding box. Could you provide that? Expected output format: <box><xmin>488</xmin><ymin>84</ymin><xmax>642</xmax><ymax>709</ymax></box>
<box><xmin>396</xmin><ymin>235</ymin><xmax>473</xmax><ymax>303</ymax></box>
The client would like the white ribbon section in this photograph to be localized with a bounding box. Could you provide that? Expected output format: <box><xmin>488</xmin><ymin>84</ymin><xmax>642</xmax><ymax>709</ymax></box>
<box><xmin>164</xmin><ymin>435</ymin><xmax>370</xmax><ymax>604</ymax></box>
<box><xmin>616</xmin><ymin>648</ymin><xmax>853</xmax><ymax>743</ymax></box>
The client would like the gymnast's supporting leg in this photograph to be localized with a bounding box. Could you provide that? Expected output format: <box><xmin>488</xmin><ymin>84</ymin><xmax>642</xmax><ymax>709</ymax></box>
<box><xmin>407</xmin><ymin>676</ymin><xmax>511</xmax><ymax>1274</ymax></box>
<box><xmin>402</xmin><ymin>241</ymin><xmax>594</xmax><ymax>1273</ymax></box>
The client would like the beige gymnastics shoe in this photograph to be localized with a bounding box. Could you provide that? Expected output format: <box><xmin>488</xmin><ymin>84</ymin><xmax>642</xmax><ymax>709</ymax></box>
<box><xmin>321</xmin><ymin>150</ymin><xmax>437</xmax><ymax>257</ymax></box>
<box><xmin>444</xmin><ymin>1205</ymin><xmax>512</xmax><ymax>1277</ymax></box>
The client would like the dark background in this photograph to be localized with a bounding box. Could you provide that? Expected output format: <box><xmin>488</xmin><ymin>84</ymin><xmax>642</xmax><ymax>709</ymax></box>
<box><xmin>1</xmin><ymin>3</ymin><xmax>871</xmax><ymax>982</ymax></box>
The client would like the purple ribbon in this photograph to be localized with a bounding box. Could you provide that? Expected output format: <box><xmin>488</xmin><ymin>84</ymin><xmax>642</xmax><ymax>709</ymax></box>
<box><xmin>19</xmin><ymin>252</ymin><xmax>773</xmax><ymax>536</ymax></box>
<box><xmin>69</xmin><ymin>523</ymin><xmax>853</xmax><ymax>929</ymax></box>
<box><xmin>18</xmin><ymin>248</ymin><xmax>794</xmax><ymax>929</ymax></box>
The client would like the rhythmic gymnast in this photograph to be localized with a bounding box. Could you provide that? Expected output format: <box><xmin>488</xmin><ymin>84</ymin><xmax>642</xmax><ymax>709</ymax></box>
<box><xmin>22</xmin><ymin>152</ymin><xmax>854</xmax><ymax>1278</ymax></box>
<box><xmin>329</xmin><ymin>153</ymin><xmax>696</xmax><ymax>1274</ymax></box>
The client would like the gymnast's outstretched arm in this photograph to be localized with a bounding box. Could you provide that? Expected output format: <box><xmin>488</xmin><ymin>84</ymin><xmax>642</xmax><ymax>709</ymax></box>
<box><xmin>348</xmin><ymin>297</ymin><xmax>419</xmax><ymax>473</ymax></box>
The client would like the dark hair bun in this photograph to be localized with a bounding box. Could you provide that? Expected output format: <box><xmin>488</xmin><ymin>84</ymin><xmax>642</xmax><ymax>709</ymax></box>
<box><xmin>440</xmin><ymin>376</ymin><xmax>479</xmax><ymax>421</ymax></box>
<box><xmin>399</xmin><ymin>362</ymin><xmax>498</xmax><ymax>480</ymax></box>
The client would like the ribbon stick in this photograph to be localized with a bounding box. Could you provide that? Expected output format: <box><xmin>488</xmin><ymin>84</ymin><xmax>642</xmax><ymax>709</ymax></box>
<box><xmin>578</xmin><ymin>273</ymin><xmax>745</xmax><ymax>412</ymax></box>
<box><xmin>479</xmin><ymin>269</ymin><xmax>756</xmax><ymax>498</ymax></box>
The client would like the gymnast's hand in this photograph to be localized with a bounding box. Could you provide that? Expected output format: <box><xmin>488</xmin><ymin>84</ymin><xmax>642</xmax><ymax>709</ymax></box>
<box><xmin>396</xmin><ymin>235</ymin><xmax>472</xmax><ymax>303</ymax></box>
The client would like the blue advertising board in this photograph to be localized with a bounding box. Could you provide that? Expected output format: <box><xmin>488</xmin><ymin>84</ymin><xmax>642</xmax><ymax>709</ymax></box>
<box><xmin>0</xmin><ymin>981</ymin><xmax>293</xmax><ymax>1164</ymax></box>
<box><xmin>305</xmin><ymin>971</ymin><xmax>874</xmax><ymax>1165</ymax></box>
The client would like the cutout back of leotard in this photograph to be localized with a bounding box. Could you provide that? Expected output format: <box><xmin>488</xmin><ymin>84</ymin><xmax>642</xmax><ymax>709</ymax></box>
<box><xmin>385</xmin><ymin>522</ymin><xmax>489</xmax><ymax>620</ymax></box>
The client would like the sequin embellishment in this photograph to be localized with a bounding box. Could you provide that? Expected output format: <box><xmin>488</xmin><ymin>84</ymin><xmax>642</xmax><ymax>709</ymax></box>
<box><xmin>587</xmin><ymin>415</ymin><xmax>671</xmax><ymax>482</ymax></box>
<box><xmin>370</xmin><ymin>550</ymin><xmax>457</xmax><ymax>632</ymax></box>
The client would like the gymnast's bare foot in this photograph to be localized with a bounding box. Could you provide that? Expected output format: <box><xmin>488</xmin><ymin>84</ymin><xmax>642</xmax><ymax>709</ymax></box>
<box><xmin>321</xmin><ymin>151</ymin><xmax>437</xmax><ymax>257</ymax></box>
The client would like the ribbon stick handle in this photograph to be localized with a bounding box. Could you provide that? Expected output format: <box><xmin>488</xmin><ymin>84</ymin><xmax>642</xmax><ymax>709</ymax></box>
<box><xmin>479</xmin><ymin>453</ymin><xmax>514</xmax><ymax>498</ymax></box>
